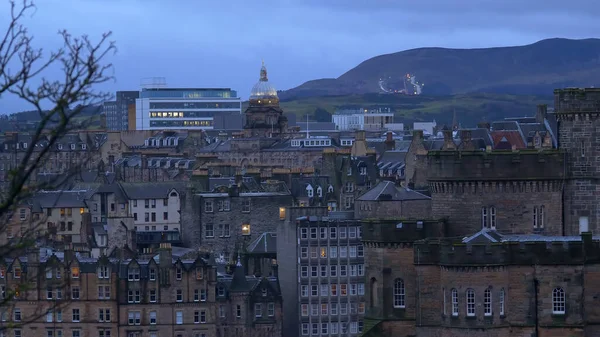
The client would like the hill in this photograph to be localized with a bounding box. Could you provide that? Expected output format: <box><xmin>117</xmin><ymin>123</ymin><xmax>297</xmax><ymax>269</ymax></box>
<box><xmin>278</xmin><ymin>93</ymin><xmax>553</xmax><ymax>127</ymax></box>
<box><xmin>279</xmin><ymin>38</ymin><xmax>600</xmax><ymax>100</ymax></box>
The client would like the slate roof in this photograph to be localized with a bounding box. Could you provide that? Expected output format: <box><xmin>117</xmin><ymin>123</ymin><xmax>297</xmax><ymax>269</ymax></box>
<box><xmin>357</xmin><ymin>181</ymin><xmax>430</xmax><ymax>201</ymax></box>
<box><xmin>32</xmin><ymin>190</ymin><xmax>89</xmax><ymax>212</ymax></box>
<box><xmin>120</xmin><ymin>182</ymin><xmax>186</xmax><ymax>199</ymax></box>
<box><xmin>462</xmin><ymin>228</ymin><xmax>600</xmax><ymax>244</ymax></box>
<box><xmin>247</xmin><ymin>232</ymin><xmax>277</xmax><ymax>255</ymax></box>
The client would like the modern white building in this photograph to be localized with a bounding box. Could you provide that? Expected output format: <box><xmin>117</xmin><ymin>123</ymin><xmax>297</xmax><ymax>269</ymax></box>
<box><xmin>134</xmin><ymin>88</ymin><xmax>241</xmax><ymax>130</ymax></box>
<box><xmin>332</xmin><ymin>108</ymin><xmax>394</xmax><ymax>131</ymax></box>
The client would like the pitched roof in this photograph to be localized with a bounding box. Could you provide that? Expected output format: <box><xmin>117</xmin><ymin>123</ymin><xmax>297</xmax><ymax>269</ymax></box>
<box><xmin>247</xmin><ymin>232</ymin><xmax>277</xmax><ymax>255</ymax></box>
<box><xmin>357</xmin><ymin>181</ymin><xmax>430</xmax><ymax>201</ymax></box>
<box><xmin>120</xmin><ymin>182</ymin><xmax>185</xmax><ymax>199</ymax></box>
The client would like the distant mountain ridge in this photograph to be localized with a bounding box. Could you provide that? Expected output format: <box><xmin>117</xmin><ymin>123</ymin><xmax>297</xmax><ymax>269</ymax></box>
<box><xmin>279</xmin><ymin>38</ymin><xmax>600</xmax><ymax>100</ymax></box>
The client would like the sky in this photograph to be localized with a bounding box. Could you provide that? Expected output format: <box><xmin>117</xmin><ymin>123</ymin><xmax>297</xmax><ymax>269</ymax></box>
<box><xmin>0</xmin><ymin>0</ymin><xmax>598</xmax><ymax>113</ymax></box>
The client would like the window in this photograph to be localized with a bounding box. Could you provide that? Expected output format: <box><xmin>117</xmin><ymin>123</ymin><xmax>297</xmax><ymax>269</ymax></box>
<box><xmin>489</xmin><ymin>206</ymin><xmax>496</xmax><ymax>229</ymax></box>
<box><xmin>481</xmin><ymin>207</ymin><xmax>488</xmax><ymax>228</ymax></box>
<box><xmin>219</xmin><ymin>224</ymin><xmax>230</xmax><ymax>237</ymax></box>
<box><xmin>279</xmin><ymin>207</ymin><xmax>286</xmax><ymax>220</ymax></box>
<box><xmin>98</xmin><ymin>330</ymin><xmax>110</xmax><ymax>337</ymax></box>
<box><xmin>47</xmin><ymin>310</ymin><xmax>53</xmax><ymax>322</ymax></box>
<box><xmin>71</xmin><ymin>286</ymin><xmax>80</xmax><ymax>299</ymax></box>
<box><xmin>320</xmin><ymin>247</ymin><xmax>327</xmax><ymax>258</ymax></box>
<box><xmin>242</xmin><ymin>199</ymin><xmax>251</xmax><ymax>212</ymax></box>
<box><xmin>127</xmin><ymin>311</ymin><xmax>141</xmax><ymax>325</ymax></box>
<box><xmin>98</xmin><ymin>266</ymin><xmax>110</xmax><ymax>279</ymax></box>
<box><xmin>176</xmin><ymin>311</ymin><xmax>183</xmax><ymax>324</ymax></box>
<box><xmin>99</xmin><ymin>308</ymin><xmax>111</xmax><ymax>322</ymax></box>
<box><xmin>484</xmin><ymin>288</ymin><xmax>492</xmax><ymax>316</ymax></box>
<box><xmin>149</xmin><ymin>311</ymin><xmax>157</xmax><ymax>324</ymax></box>
<box><xmin>268</xmin><ymin>302</ymin><xmax>275</xmax><ymax>316</ymax></box>
<box><xmin>205</xmin><ymin>224</ymin><xmax>214</xmax><ymax>238</ymax></box>
<box><xmin>301</xmin><ymin>285</ymin><xmax>308</xmax><ymax>297</ymax></box>
<box><xmin>14</xmin><ymin>330</ymin><xmax>21</xmax><ymax>337</ymax></box>
<box><xmin>13</xmin><ymin>308</ymin><xmax>21</xmax><ymax>322</ymax></box>
<box><xmin>451</xmin><ymin>288</ymin><xmax>458</xmax><ymax>316</ymax></box>
<box><xmin>128</xmin><ymin>267</ymin><xmax>140</xmax><ymax>281</ymax></box>
<box><xmin>149</xmin><ymin>268</ymin><xmax>156</xmax><ymax>280</ymax></box>
<box><xmin>176</xmin><ymin>267</ymin><xmax>182</xmax><ymax>280</ymax></box>
<box><xmin>150</xmin><ymin>289</ymin><xmax>157</xmax><ymax>302</ymax></box>
<box><xmin>552</xmin><ymin>287</ymin><xmax>565</xmax><ymax>315</ymax></box>
<box><xmin>163</xmin><ymin>212</ymin><xmax>168</xmax><ymax>220</ymax></box>
<box><xmin>300</xmin><ymin>228</ymin><xmax>308</xmax><ymax>239</ymax></box>
<box><xmin>236</xmin><ymin>305</ymin><xmax>241</xmax><ymax>318</ymax></box>
<box><xmin>217</xmin><ymin>285</ymin><xmax>225</xmax><ymax>297</ymax></box>
<box><xmin>254</xmin><ymin>303</ymin><xmax>262</xmax><ymax>318</ymax></box>
<box><xmin>200</xmin><ymin>289</ymin><xmax>207</xmax><ymax>301</ymax></box>
<box><xmin>219</xmin><ymin>305</ymin><xmax>226</xmax><ymax>318</ymax></box>
<box><xmin>72</xmin><ymin>308</ymin><xmax>80</xmax><ymax>322</ymax></box>
<box><xmin>533</xmin><ymin>206</ymin><xmax>538</xmax><ymax>228</ymax></box>
<box><xmin>540</xmin><ymin>205</ymin><xmax>545</xmax><ymax>228</ymax></box>
<box><xmin>176</xmin><ymin>289</ymin><xmax>183</xmax><ymax>302</ymax></box>
<box><xmin>204</xmin><ymin>200</ymin><xmax>213</xmax><ymax>213</ymax></box>
<box><xmin>200</xmin><ymin>310</ymin><xmax>206</xmax><ymax>323</ymax></box>
<box><xmin>466</xmin><ymin>289</ymin><xmax>475</xmax><ymax>316</ymax></box>
<box><xmin>47</xmin><ymin>286</ymin><xmax>54</xmax><ymax>299</ymax></box>
<box><xmin>393</xmin><ymin>279</ymin><xmax>405</xmax><ymax>308</ymax></box>
<box><xmin>322</xmin><ymin>323</ymin><xmax>329</xmax><ymax>335</ymax></box>
<box><xmin>302</xmin><ymin>323</ymin><xmax>309</xmax><ymax>336</ymax></box>
<box><xmin>500</xmin><ymin>288</ymin><xmax>505</xmax><ymax>316</ymax></box>
<box><xmin>98</xmin><ymin>285</ymin><xmax>110</xmax><ymax>299</ymax></box>
<box><xmin>242</xmin><ymin>223</ymin><xmax>251</xmax><ymax>236</ymax></box>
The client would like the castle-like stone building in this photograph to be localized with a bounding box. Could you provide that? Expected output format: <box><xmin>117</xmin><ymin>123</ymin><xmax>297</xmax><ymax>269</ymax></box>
<box><xmin>362</xmin><ymin>88</ymin><xmax>600</xmax><ymax>337</ymax></box>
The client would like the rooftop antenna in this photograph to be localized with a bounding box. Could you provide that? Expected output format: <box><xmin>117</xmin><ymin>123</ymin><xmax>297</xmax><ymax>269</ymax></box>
<box><xmin>306</xmin><ymin>114</ymin><xmax>309</xmax><ymax>139</ymax></box>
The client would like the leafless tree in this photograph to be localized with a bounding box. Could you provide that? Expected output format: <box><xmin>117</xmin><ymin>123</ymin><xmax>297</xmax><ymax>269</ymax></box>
<box><xmin>0</xmin><ymin>0</ymin><xmax>115</xmax><ymax>329</ymax></box>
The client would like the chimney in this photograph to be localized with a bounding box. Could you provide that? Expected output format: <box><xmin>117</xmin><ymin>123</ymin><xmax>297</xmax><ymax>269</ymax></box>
<box><xmin>442</xmin><ymin>130</ymin><xmax>456</xmax><ymax>150</ymax></box>
<box><xmin>477</xmin><ymin>122</ymin><xmax>490</xmax><ymax>130</ymax></box>
<box><xmin>158</xmin><ymin>242</ymin><xmax>172</xmax><ymax>268</ymax></box>
<box><xmin>459</xmin><ymin>130</ymin><xmax>474</xmax><ymax>150</ymax></box>
<box><xmin>536</xmin><ymin>104</ymin><xmax>547</xmax><ymax>124</ymax></box>
<box><xmin>351</xmin><ymin>131</ymin><xmax>368</xmax><ymax>157</ymax></box>
<box><xmin>384</xmin><ymin>131</ymin><xmax>395</xmax><ymax>151</ymax></box>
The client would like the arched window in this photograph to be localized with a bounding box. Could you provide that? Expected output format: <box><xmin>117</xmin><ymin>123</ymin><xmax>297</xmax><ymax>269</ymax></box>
<box><xmin>484</xmin><ymin>288</ymin><xmax>492</xmax><ymax>316</ymax></box>
<box><xmin>451</xmin><ymin>288</ymin><xmax>458</xmax><ymax>316</ymax></box>
<box><xmin>466</xmin><ymin>288</ymin><xmax>475</xmax><ymax>316</ymax></box>
<box><xmin>499</xmin><ymin>288</ymin><xmax>505</xmax><ymax>316</ymax></box>
<box><xmin>393</xmin><ymin>279</ymin><xmax>405</xmax><ymax>308</ymax></box>
<box><xmin>370</xmin><ymin>278</ymin><xmax>378</xmax><ymax>308</ymax></box>
<box><xmin>481</xmin><ymin>207</ymin><xmax>488</xmax><ymax>228</ymax></box>
<box><xmin>552</xmin><ymin>287</ymin><xmax>565</xmax><ymax>315</ymax></box>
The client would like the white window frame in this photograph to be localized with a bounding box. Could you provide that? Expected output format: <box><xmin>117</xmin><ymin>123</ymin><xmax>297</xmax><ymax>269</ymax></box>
<box><xmin>552</xmin><ymin>287</ymin><xmax>565</xmax><ymax>315</ymax></box>
<box><xmin>451</xmin><ymin>288</ymin><xmax>458</xmax><ymax>316</ymax></box>
<box><xmin>466</xmin><ymin>289</ymin><xmax>475</xmax><ymax>317</ymax></box>
<box><xmin>393</xmin><ymin>279</ymin><xmax>405</xmax><ymax>308</ymax></box>
<box><xmin>484</xmin><ymin>288</ymin><xmax>492</xmax><ymax>316</ymax></box>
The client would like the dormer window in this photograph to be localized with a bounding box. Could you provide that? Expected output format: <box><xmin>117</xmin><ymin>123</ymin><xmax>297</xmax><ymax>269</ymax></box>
<box><xmin>128</xmin><ymin>267</ymin><xmax>140</xmax><ymax>281</ymax></box>
<box><xmin>22</xmin><ymin>143</ymin><xmax>27</xmax><ymax>149</ymax></box>
<box><xmin>81</xmin><ymin>144</ymin><xmax>87</xmax><ymax>150</ymax></box>
<box><xmin>360</xmin><ymin>167</ymin><xmax>367</xmax><ymax>175</ymax></box>
<box><xmin>144</xmin><ymin>140</ymin><xmax>149</xmax><ymax>146</ymax></box>
<box><xmin>316</xmin><ymin>186</ymin><xmax>323</xmax><ymax>198</ymax></box>
<box><xmin>58</xmin><ymin>144</ymin><xmax>63</xmax><ymax>150</ymax></box>
<box><xmin>328</xmin><ymin>185</ymin><xmax>334</xmax><ymax>193</ymax></box>
<box><xmin>262</xmin><ymin>288</ymin><xmax>267</xmax><ymax>297</ymax></box>
<box><xmin>347</xmin><ymin>167</ymin><xmax>352</xmax><ymax>176</ymax></box>
<box><xmin>306</xmin><ymin>185</ymin><xmax>314</xmax><ymax>198</ymax></box>
<box><xmin>70</xmin><ymin>144</ymin><xmax>75</xmax><ymax>150</ymax></box>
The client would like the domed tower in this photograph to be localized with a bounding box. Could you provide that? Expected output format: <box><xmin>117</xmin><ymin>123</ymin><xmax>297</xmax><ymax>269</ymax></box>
<box><xmin>244</xmin><ymin>61</ymin><xmax>288</xmax><ymax>137</ymax></box>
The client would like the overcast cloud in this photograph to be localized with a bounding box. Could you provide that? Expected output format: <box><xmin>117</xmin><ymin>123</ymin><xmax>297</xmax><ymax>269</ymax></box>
<box><xmin>0</xmin><ymin>0</ymin><xmax>598</xmax><ymax>112</ymax></box>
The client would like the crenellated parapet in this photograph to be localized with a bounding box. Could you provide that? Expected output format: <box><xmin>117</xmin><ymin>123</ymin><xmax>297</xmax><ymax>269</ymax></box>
<box><xmin>555</xmin><ymin>88</ymin><xmax>600</xmax><ymax>119</ymax></box>
<box><xmin>429</xmin><ymin>180</ymin><xmax>563</xmax><ymax>194</ymax></box>
<box><xmin>427</xmin><ymin>150</ymin><xmax>566</xmax><ymax>182</ymax></box>
<box><xmin>361</xmin><ymin>219</ymin><xmax>445</xmax><ymax>247</ymax></box>
<box><xmin>414</xmin><ymin>232</ymin><xmax>600</xmax><ymax>266</ymax></box>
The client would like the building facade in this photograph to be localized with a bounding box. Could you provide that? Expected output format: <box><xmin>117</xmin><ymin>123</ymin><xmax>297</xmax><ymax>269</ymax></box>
<box><xmin>0</xmin><ymin>244</ymin><xmax>283</xmax><ymax>337</ymax></box>
<box><xmin>277</xmin><ymin>207</ymin><xmax>366</xmax><ymax>337</ymax></box>
<box><xmin>134</xmin><ymin>88</ymin><xmax>241</xmax><ymax>131</ymax></box>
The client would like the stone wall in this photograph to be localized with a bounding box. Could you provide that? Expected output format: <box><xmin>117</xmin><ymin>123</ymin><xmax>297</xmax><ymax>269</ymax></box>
<box><xmin>355</xmin><ymin>199</ymin><xmax>431</xmax><ymax>220</ymax></box>
<box><xmin>431</xmin><ymin>180</ymin><xmax>563</xmax><ymax>237</ymax></box>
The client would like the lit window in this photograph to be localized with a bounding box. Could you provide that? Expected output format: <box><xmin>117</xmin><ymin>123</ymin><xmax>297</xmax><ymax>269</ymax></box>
<box><xmin>393</xmin><ymin>279</ymin><xmax>405</xmax><ymax>308</ymax></box>
<box><xmin>71</xmin><ymin>267</ymin><xmax>80</xmax><ymax>279</ymax></box>
<box><xmin>552</xmin><ymin>287</ymin><xmax>565</xmax><ymax>315</ymax></box>
<box><xmin>241</xmin><ymin>223</ymin><xmax>251</xmax><ymax>236</ymax></box>
<box><xmin>279</xmin><ymin>207</ymin><xmax>286</xmax><ymax>220</ymax></box>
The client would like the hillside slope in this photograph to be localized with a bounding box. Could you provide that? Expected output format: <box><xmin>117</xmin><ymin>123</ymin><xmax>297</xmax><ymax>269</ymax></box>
<box><xmin>280</xmin><ymin>38</ymin><xmax>600</xmax><ymax>99</ymax></box>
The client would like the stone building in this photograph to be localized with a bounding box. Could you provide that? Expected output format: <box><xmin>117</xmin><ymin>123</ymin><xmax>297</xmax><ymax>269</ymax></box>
<box><xmin>188</xmin><ymin>180</ymin><xmax>293</xmax><ymax>259</ymax></box>
<box><xmin>277</xmin><ymin>207</ymin><xmax>367</xmax><ymax>337</ymax></box>
<box><xmin>0</xmin><ymin>244</ymin><xmax>283</xmax><ymax>337</ymax></box>
<box><xmin>556</xmin><ymin>88</ymin><xmax>600</xmax><ymax>235</ymax></box>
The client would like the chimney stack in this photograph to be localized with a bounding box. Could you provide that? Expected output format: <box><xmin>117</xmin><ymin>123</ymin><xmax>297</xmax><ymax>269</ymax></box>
<box><xmin>442</xmin><ymin>130</ymin><xmax>456</xmax><ymax>150</ymax></box>
<box><xmin>536</xmin><ymin>104</ymin><xmax>548</xmax><ymax>124</ymax></box>
<box><xmin>384</xmin><ymin>131</ymin><xmax>395</xmax><ymax>151</ymax></box>
<box><xmin>459</xmin><ymin>130</ymin><xmax>475</xmax><ymax>150</ymax></box>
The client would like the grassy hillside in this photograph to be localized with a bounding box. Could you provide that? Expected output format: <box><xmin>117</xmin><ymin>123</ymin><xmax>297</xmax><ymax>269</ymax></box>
<box><xmin>276</xmin><ymin>93</ymin><xmax>553</xmax><ymax>127</ymax></box>
<box><xmin>280</xmin><ymin>38</ymin><xmax>600</xmax><ymax>100</ymax></box>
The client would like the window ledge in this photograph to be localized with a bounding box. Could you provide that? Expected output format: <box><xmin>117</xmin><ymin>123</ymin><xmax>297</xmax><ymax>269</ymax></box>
<box><xmin>465</xmin><ymin>315</ymin><xmax>477</xmax><ymax>320</ymax></box>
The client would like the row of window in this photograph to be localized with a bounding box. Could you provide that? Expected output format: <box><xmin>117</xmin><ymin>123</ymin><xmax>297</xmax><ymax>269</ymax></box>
<box><xmin>132</xmin><ymin>198</ymin><xmax>174</xmax><ymax>209</ymax></box>
<box><xmin>301</xmin><ymin>246</ymin><xmax>364</xmax><ymax>259</ymax></box>
<box><xmin>301</xmin><ymin>302</ymin><xmax>366</xmax><ymax>316</ymax></box>
<box><xmin>2</xmin><ymin>266</ymin><xmax>81</xmax><ymax>280</ymax></box>
<box><xmin>149</xmin><ymin>120</ymin><xmax>214</xmax><ymax>127</ymax></box>
<box><xmin>300</xmin><ymin>227</ymin><xmax>362</xmax><ymax>240</ymax></box>
<box><xmin>301</xmin><ymin>265</ymin><xmax>365</xmax><ymax>278</ymax></box>
<box><xmin>204</xmin><ymin>223</ymin><xmax>250</xmax><ymax>237</ymax></box>
<box><xmin>133</xmin><ymin>211</ymin><xmax>171</xmax><ymax>222</ymax></box>
<box><xmin>299</xmin><ymin>283</ymin><xmax>365</xmax><ymax>297</ymax></box>
<box><xmin>204</xmin><ymin>199</ymin><xmax>250</xmax><ymax>213</ymax></box>
<box><xmin>302</xmin><ymin>283</ymin><xmax>366</xmax><ymax>297</ymax></box>
<box><xmin>128</xmin><ymin>266</ymin><xmax>205</xmax><ymax>281</ymax></box>
<box><xmin>481</xmin><ymin>205</ymin><xmax>546</xmax><ymax>229</ymax></box>
<box><xmin>301</xmin><ymin>321</ymin><xmax>363</xmax><ymax>335</ymax></box>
